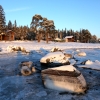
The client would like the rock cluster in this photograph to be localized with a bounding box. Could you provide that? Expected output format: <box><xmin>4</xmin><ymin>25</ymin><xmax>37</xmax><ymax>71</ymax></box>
<box><xmin>40</xmin><ymin>49</ymin><xmax>87</xmax><ymax>94</ymax></box>
<box><xmin>7</xmin><ymin>45</ymin><xmax>26</xmax><ymax>53</ymax></box>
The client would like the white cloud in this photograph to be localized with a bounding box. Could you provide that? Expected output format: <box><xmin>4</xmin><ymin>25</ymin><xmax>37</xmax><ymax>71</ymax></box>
<box><xmin>5</xmin><ymin>7</ymin><xmax>31</xmax><ymax>13</ymax></box>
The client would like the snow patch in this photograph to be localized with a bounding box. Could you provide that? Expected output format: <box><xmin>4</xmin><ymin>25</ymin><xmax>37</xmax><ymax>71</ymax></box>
<box><xmin>50</xmin><ymin>65</ymin><xmax>77</xmax><ymax>72</ymax></box>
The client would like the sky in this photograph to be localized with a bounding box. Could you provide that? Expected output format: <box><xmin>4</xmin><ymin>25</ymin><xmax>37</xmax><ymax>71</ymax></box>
<box><xmin>0</xmin><ymin>0</ymin><xmax>100</xmax><ymax>38</ymax></box>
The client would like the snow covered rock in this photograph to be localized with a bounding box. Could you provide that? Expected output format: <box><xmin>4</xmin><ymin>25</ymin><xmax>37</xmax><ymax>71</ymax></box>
<box><xmin>51</xmin><ymin>47</ymin><xmax>62</xmax><ymax>52</ymax></box>
<box><xmin>40</xmin><ymin>52</ymin><xmax>70</xmax><ymax>69</ymax></box>
<box><xmin>78</xmin><ymin>60</ymin><xmax>100</xmax><ymax>70</ymax></box>
<box><xmin>7</xmin><ymin>45</ymin><xmax>26</xmax><ymax>53</ymax></box>
<box><xmin>85</xmin><ymin>60</ymin><xmax>93</xmax><ymax>65</ymax></box>
<box><xmin>76</xmin><ymin>49</ymin><xmax>80</xmax><ymax>52</ymax></box>
<box><xmin>41</xmin><ymin>65</ymin><xmax>87</xmax><ymax>94</ymax></box>
<box><xmin>81</xmin><ymin>60</ymin><xmax>93</xmax><ymax>65</ymax></box>
<box><xmin>19</xmin><ymin>61</ymin><xmax>36</xmax><ymax>76</ymax></box>
<box><xmin>20</xmin><ymin>66</ymin><xmax>32</xmax><ymax>76</ymax></box>
<box><xmin>7</xmin><ymin>45</ymin><xmax>16</xmax><ymax>52</ymax></box>
<box><xmin>77</xmin><ymin>52</ymin><xmax>86</xmax><ymax>56</ymax></box>
<box><xmin>64</xmin><ymin>53</ymin><xmax>72</xmax><ymax>59</ymax></box>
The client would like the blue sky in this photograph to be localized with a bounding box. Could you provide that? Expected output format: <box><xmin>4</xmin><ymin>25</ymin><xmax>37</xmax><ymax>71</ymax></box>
<box><xmin>1</xmin><ymin>0</ymin><xmax>100</xmax><ymax>38</ymax></box>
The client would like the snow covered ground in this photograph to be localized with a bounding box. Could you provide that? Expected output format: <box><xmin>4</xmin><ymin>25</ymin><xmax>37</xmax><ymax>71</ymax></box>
<box><xmin>0</xmin><ymin>41</ymin><xmax>100</xmax><ymax>100</ymax></box>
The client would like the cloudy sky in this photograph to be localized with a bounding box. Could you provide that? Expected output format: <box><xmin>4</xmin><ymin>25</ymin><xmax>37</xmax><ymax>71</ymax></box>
<box><xmin>1</xmin><ymin>0</ymin><xmax>100</xmax><ymax>38</ymax></box>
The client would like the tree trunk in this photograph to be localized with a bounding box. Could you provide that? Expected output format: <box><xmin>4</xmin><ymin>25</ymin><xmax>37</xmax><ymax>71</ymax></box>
<box><xmin>46</xmin><ymin>32</ymin><xmax>49</xmax><ymax>43</ymax></box>
<box><xmin>37</xmin><ymin>32</ymin><xmax>40</xmax><ymax>42</ymax></box>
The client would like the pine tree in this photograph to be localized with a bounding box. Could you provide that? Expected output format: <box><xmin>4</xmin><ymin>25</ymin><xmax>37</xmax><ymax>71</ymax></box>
<box><xmin>14</xmin><ymin>20</ymin><xmax>17</xmax><ymax>28</ymax></box>
<box><xmin>0</xmin><ymin>5</ymin><xmax>6</xmax><ymax>33</ymax></box>
<box><xmin>8</xmin><ymin>20</ymin><xmax>12</xmax><ymax>30</ymax></box>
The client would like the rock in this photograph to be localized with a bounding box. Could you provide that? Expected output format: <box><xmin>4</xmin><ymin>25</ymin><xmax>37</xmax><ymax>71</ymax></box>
<box><xmin>36</xmin><ymin>91</ymin><xmax>47</xmax><ymax>97</ymax></box>
<box><xmin>64</xmin><ymin>53</ymin><xmax>72</xmax><ymax>59</ymax></box>
<box><xmin>19</xmin><ymin>61</ymin><xmax>36</xmax><ymax>76</ymax></box>
<box><xmin>21</xmin><ymin>66</ymin><xmax>32</xmax><ymax>76</ymax></box>
<box><xmin>85</xmin><ymin>60</ymin><xmax>93</xmax><ymax>65</ymax></box>
<box><xmin>40</xmin><ymin>52</ymin><xmax>70</xmax><ymax>69</ymax></box>
<box><xmin>77</xmin><ymin>52</ymin><xmax>86</xmax><ymax>56</ymax></box>
<box><xmin>41</xmin><ymin>61</ymin><xmax>70</xmax><ymax>70</ymax></box>
<box><xmin>51</xmin><ymin>47</ymin><xmax>62</xmax><ymax>52</ymax></box>
<box><xmin>7</xmin><ymin>45</ymin><xmax>26</xmax><ymax>53</ymax></box>
<box><xmin>20</xmin><ymin>46</ymin><xmax>26</xmax><ymax>52</ymax></box>
<box><xmin>41</xmin><ymin>65</ymin><xmax>87</xmax><ymax>94</ymax></box>
<box><xmin>81</xmin><ymin>60</ymin><xmax>93</xmax><ymax>65</ymax></box>
<box><xmin>76</xmin><ymin>49</ymin><xmax>80</xmax><ymax>52</ymax></box>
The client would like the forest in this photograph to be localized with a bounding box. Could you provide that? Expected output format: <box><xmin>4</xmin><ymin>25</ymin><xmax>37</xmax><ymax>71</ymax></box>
<box><xmin>0</xmin><ymin>5</ymin><xmax>99</xmax><ymax>43</ymax></box>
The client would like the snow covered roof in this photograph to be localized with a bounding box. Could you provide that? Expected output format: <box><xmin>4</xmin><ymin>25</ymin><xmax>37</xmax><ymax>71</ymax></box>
<box><xmin>54</xmin><ymin>38</ymin><xmax>62</xmax><ymax>41</ymax></box>
<box><xmin>6</xmin><ymin>30</ymin><xmax>12</xmax><ymax>33</ymax></box>
<box><xmin>64</xmin><ymin>36</ymin><xmax>73</xmax><ymax>39</ymax></box>
<box><xmin>0</xmin><ymin>33</ymin><xmax>5</xmax><ymax>35</ymax></box>
<box><xmin>0</xmin><ymin>30</ymin><xmax>13</xmax><ymax>36</ymax></box>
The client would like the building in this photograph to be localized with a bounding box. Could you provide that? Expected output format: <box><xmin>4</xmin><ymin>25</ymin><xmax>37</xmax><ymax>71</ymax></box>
<box><xmin>0</xmin><ymin>30</ymin><xmax>15</xmax><ymax>41</ymax></box>
<box><xmin>54</xmin><ymin>38</ymin><xmax>62</xmax><ymax>42</ymax></box>
<box><xmin>64</xmin><ymin>36</ymin><xmax>74</xmax><ymax>42</ymax></box>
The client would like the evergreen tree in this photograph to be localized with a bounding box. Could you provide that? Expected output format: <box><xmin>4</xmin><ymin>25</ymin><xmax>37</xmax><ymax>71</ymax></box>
<box><xmin>0</xmin><ymin>5</ymin><xmax>6</xmax><ymax>33</ymax></box>
<box><xmin>14</xmin><ymin>20</ymin><xmax>17</xmax><ymax>28</ymax></box>
<box><xmin>8</xmin><ymin>20</ymin><xmax>12</xmax><ymax>30</ymax></box>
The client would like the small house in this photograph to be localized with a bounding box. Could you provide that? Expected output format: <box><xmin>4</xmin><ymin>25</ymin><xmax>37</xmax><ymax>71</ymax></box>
<box><xmin>54</xmin><ymin>38</ymin><xmax>62</xmax><ymax>42</ymax></box>
<box><xmin>64</xmin><ymin>36</ymin><xmax>74</xmax><ymax>42</ymax></box>
<box><xmin>0</xmin><ymin>30</ymin><xmax>15</xmax><ymax>41</ymax></box>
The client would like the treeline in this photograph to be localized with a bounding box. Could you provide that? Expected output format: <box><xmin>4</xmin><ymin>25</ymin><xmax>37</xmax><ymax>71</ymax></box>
<box><xmin>4</xmin><ymin>20</ymin><xmax>100</xmax><ymax>43</ymax></box>
<box><xmin>0</xmin><ymin>5</ymin><xmax>99</xmax><ymax>43</ymax></box>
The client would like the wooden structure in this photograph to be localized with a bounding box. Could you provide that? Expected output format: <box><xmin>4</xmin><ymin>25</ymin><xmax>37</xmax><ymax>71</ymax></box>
<box><xmin>0</xmin><ymin>30</ymin><xmax>15</xmax><ymax>41</ymax></box>
<box><xmin>64</xmin><ymin>36</ymin><xmax>74</xmax><ymax>42</ymax></box>
<box><xmin>54</xmin><ymin>38</ymin><xmax>62</xmax><ymax>42</ymax></box>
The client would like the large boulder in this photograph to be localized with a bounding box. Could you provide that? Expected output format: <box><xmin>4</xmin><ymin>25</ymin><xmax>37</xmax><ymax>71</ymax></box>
<box><xmin>41</xmin><ymin>65</ymin><xmax>87</xmax><ymax>94</ymax></box>
<box><xmin>40</xmin><ymin>52</ymin><xmax>70</xmax><ymax>69</ymax></box>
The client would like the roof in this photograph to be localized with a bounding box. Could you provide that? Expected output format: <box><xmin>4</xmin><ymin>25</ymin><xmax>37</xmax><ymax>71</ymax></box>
<box><xmin>54</xmin><ymin>38</ymin><xmax>62</xmax><ymax>41</ymax></box>
<box><xmin>0</xmin><ymin>30</ymin><xmax>14</xmax><ymax>36</ymax></box>
<box><xmin>64</xmin><ymin>36</ymin><xmax>73</xmax><ymax>39</ymax></box>
<box><xmin>6</xmin><ymin>30</ymin><xmax>12</xmax><ymax>33</ymax></box>
<box><xmin>0</xmin><ymin>33</ymin><xmax>5</xmax><ymax>35</ymax></box>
